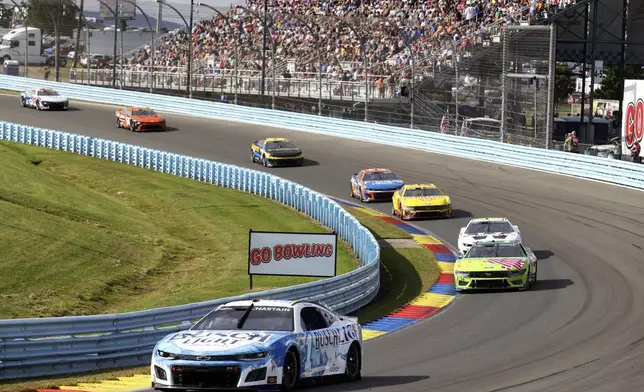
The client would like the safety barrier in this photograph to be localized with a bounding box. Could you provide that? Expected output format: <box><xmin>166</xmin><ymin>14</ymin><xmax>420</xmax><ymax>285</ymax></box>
<box><xmin>2</xmin><ymin>75</ymin><xmax>643</xmax><ymax>189</ymax></box>
<box><xmin>0</xmin><ymin>122</ymin><xmax>380</xmax><ymax>380</ymax></box>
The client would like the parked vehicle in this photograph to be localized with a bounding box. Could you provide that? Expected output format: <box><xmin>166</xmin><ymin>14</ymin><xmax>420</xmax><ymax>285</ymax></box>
<box><xmin>0</xmin><ymin>27</ymin><xmax>67</xmax><ymax>66</ymax></box>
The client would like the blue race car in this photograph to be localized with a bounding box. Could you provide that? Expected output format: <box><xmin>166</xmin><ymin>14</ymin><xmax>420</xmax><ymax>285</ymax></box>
<box><xmin>151</xmin><ymin>299</ymin><xmax>363</xmax><ymax>391</ymax></box>
<box><xmin>350</xmin><ymin>168</ymin><xmax>405</xmax><ymax>202</ymax></box>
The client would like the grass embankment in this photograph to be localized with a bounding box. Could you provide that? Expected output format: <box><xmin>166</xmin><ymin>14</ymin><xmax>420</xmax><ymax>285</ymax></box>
<box><xmin>1</xmin><ymin>203</ymin><xmax>442</xmax><ymax>392</ymax></box>
<box><xmin>344</xmin><ymin>207</ymin><xmax>441</xmax><ymax>323</ymax></box>
<box><xmin>0</xmin><ymin>141</ymin><xmax>357</xmax><ymax>319</ymax></box>
<box><xmin>0</xmin><ymin>142</ymin><xmax>440</xmax><ymax>391</ymax></box>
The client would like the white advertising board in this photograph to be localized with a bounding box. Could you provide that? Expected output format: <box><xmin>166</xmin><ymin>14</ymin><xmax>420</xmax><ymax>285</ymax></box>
<box><xmin>248</xmin><ymin>231</ymin><xmax>337</xmax><ymax>278</ymax></box>
<box><xmin>622</xmin><ymin>80</ymin><xmax>644</xmax><ymax>153</ymax></box>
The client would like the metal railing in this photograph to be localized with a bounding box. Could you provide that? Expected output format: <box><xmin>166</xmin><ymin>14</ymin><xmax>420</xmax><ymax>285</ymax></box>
<box><xmin>68</xmin><ymin>68</ymin><xmax>401</xmax><ymax>101</ymax></box>
<box><xmin>0</xmin><ymin>120</ymin><xmax>380</xmax><ymax>380</ymax></box>
<box><xmin>2</xmin><ymin>75</ymin><xmax>642</xmax><ymax>188</ymax></box>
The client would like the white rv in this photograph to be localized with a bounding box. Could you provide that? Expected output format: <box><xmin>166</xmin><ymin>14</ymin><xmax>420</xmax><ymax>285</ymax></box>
<box><xmin>0</xmin><ymin>27</ymin><xmax>67</xmax><ymax>66</ymax></box>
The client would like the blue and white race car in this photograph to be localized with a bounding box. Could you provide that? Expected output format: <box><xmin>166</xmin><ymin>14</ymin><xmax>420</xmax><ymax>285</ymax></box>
<box><xmin>20</xmin><ymin>88</ymin><xmax>69</xmax><ymax>110</ymax></box>
<box><xmin>350</xmin><ymin>168</ymin><xmax>405</xmax><ymax>202</ymax></box>
<box><xmin>151</xmin><ymin>299</ymin><xmax>363</xmax><ymax>391</ymax></box>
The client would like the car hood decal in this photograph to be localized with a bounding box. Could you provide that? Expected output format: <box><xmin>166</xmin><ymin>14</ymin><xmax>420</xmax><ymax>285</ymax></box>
<box><xmin>157</xmin><ymin>330</ymin><xmax>289</xmax><ymax>355</ymax></box>
<box><xmin>363</xmin><ymin>180</ymin><xmax>403</xmax><ymax>190</ymax></box>
<box><xmin>456</xmin><ymin>257</ymin><xmax>527</xmax><ymax>271</ymax></box>
<box><xmin>401</xmin><ymin>195</ymin><xmax>449</xmax><ymax>206</ymax></box>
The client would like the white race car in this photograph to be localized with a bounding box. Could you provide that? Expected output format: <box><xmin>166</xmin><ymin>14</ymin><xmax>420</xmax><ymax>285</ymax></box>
<box><xmin>457</xmin><ymin>217</ymin><xmax>522</xmax><ymax>254</ymax></box>
<box><xmin>151</xmin><ymin>299</ymin><xmax>363</xmax><ymax>390</ymax></box>
<box><xmin>20</xmin><ymin>88</ymin><xmax>69</xmax><ymax>110</ymax></box>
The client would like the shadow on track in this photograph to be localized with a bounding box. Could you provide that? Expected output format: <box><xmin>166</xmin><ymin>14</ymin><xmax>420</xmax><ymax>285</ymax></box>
<box><xmin>531</xmin><ymin>278</ymin><xmax>573</xmax><ymax>291</ymax></box>
<box><xmin>533</xmin><ymin>250</ymin><xmax>555</xmax><ymax>260</ymax></box>
<box><xmin>459</xmin><ymin>279</ymin><xmax>574</xmax><ymax>295</ymax></box>
<box><xmin>301</xmin><ymin>375</ymin><xmax>431</xmax><ymax>391</ymax></box>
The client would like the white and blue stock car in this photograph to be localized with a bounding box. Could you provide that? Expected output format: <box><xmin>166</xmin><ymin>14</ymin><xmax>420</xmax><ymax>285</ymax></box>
<box><xmin>20</xmin><ymin>88</ymin><xmax>69</xmax><ymax>110</ymax></box>
<box><xmin>151</xmin><ymin>299</ymin><xmax>363</xmax><ymax>391</ymax></box>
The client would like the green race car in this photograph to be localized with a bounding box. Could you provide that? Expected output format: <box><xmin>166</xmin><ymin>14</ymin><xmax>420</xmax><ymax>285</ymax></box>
<box><xmin>454</xmin><ymin>240</ymin><xmax>538</xmax><ymax>291</ymax></box>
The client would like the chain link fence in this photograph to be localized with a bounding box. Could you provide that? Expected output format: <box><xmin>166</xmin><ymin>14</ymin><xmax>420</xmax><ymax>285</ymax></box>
<box><xmin>412</xmin><ymin>24</ymin><xmax>556</xmax><ymax>149</ymax></box>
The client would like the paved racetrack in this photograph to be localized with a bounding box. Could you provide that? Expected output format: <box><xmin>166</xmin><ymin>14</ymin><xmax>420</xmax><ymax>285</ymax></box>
<box><xmin>3</xmin><ymin>98</ymin><xmax>644</xmax><ymax>392</ymax></box>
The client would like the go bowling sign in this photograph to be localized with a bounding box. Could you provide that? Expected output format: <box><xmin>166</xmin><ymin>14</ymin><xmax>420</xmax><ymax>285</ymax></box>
<box><xmin>248</xmin><ymin>230</ymin><xmax>338</xmax><ymax>278</ymax></box>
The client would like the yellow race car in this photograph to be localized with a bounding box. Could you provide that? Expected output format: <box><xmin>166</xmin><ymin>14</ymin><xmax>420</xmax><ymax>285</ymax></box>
<box><xmin>251</xmin><ymin>137</ymin><xmax>304</xmax><ymax>167</ymax></box>
<box><xmin>391</xmin><ymin>183</ymin><xmax>452</xmax><ymax>220</ymax></box>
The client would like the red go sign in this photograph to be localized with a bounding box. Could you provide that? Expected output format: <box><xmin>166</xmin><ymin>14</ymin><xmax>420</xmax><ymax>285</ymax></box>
<box><xmin>626</xmin><ymin>99</ymin><xmax>644</xmax><ymax>148</ymax></box>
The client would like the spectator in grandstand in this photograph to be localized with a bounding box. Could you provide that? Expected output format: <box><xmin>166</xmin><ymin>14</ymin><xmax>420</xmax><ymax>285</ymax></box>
<box><xmin>117</xmin><ymin>0</ymin><xmax>581</xmax><ymax>92</ymax></box>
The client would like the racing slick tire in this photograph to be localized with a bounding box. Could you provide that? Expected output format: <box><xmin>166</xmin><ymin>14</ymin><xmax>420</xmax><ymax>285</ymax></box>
<box><xmin>250</xmin><ymin>150</ymin><xmax>256</xmax><ymax>163</ymax></box>
<box><xmin>520</xmin><ymin>263</ymin><xmax>538</xmax><ymax>291</ymax></box>
<box><xmin>130</xmin><ymin>122</ymin><xmax>137</xmax><ymax>132</ymax></box>
<box><xmin>359</xmin><ymin>187</ymin><xmax>369</xmax><ymax>203</ymax></box>
<box><xmin>344</xmin><ymin>342</ymin><xmax>362</xmax><ymax>382</ymax></box>
<box><xmin>350</xmin><ymin>184</ymin><xmax>356</xmax><ymax>198</ymax></box>
<box><xmin>280</xmin><ymin>348</ymin><xmax>299</xmax><ymax>391</ymax></box>
<box><xmin>116</xmin><ymin>117</ymin><xmax>121</xmax><ymax>128</ymax></box>
<box><xmin>20</xmin><ymin>97</ymin><xmax>25</xmax><ymax>108</ymax></box>
<box><xmin>262</xmin><ymin>155</ymin><xmax>268</xmax><ymax>167</ymax></box>
<box><xmin>36</xmin><ymin>100</ymin><xmax>42</xmax><ymax>110</ymax></box>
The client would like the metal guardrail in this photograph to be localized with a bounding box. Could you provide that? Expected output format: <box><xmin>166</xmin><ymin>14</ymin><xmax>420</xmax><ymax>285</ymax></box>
<box><xmin>1</xmin><ymin>75</ymin><xmax>642</xmax><ymax>189</ymax></box>
<box><xmin>67</xmin><ymin>68</ymin><xmax>394</xmax><ymax>101</ymax></box>
<box><xmin>0</xmin><ymin>122</ymin><xmax>380</xmax><ymax>380</ymax></box>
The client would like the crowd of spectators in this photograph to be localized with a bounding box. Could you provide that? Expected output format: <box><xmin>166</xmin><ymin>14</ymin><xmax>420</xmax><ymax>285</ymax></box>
<box><xmin>122</xmin><ymin>0</ymin><xmax>580</xmax><ymax>85</ymax></box>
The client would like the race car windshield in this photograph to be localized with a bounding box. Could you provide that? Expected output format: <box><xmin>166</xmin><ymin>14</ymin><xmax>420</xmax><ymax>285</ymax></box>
<box><xmin>364</xmin><ymin>172</ymin><xmax>398</xmax><ymax>181</ymax></box>
<box><xmin>191</xmin><ymin>306</ymin><xmax>294</xmax><ymax>332</ymax></box>
<box><xmin>404</xmin><ymin>188</ymin><xmax>442</xmax><ymax>197</ymax></box>
<box><xmin>465</xmin><ymin>221</ymin><xmax>513</xmax><ymax>234</ymax></box>
<box><xmin>38</xmin><ymin>90</ymin><xmax>59</xmax><ymax>96</ymax></box>
<box><xmin>467</xmin><ymin>243</ymin><xmax>525</xmax><ymax>258</ymax></box>
<box><xmin>266</xmin><ymin>142</ymin><xmax>297</xmax><ymax>150</ymax></box>
<box><xmin>132</xmin><ymin>109</ymin><xmax>156</xmax><ymax>115</ymax></box>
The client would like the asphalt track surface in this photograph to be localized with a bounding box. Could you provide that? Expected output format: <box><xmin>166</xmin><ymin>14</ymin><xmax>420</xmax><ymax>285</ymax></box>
<box><xmin>4</xmin><ymin>98</ymin><xmax>644</xmax><ymax>392</ymax></box>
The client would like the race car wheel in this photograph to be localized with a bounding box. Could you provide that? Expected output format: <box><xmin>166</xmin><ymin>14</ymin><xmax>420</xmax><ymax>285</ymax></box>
<box><xmin>262</xmin><ymin>155</ymin><xmax>268</xmax><ymax>167</ymax></box>
<box><xmin>350</xmin><ymin>184</ymin><xmax>355</xmax><ymax>198</ymax></box>
<box><xmin>359</xmin><ymin>187</ymin><xmax>369</xmax><ymax>203</ymax></box>
<box><xmin>391</xmin><ymin>205</ymin><xmax>396</xmax><ymax>215</ymax></box>
<box><xmin>20</xmin><ymin>97</ymin><xmax>25</xmax><ymax>107</ymax></box>
<box><xmin>116</xmin><ymin>117</ymin><xmax>121</xmax><ymax>128</ymax></box>
<box><xmin>130</xmin><ymin>122</ymin><xmax>137</xmax><ymax>132</ymax></box>
<box><xmin>36</xmin><ymin>100</ymin><xmax>42</xmax><ymax>110</ymax></box>
<box><xmin>344</xmin><ymin>342</ymin><xmax>362</xmax><ymax>381</ymax></box>
<box><xmin>280</xmin><ymin>349</ymin><xmax>299</xmax><ymax>391</ymax></box>
<box><xmin>529</xmin><ymin>262</ymin><xmax>538</xmax><ymax>285</ymax></box>
<box><xmin>250</xmin><ymin>150</ymin><xmax>255</xmax><ymax>163</ymax></box>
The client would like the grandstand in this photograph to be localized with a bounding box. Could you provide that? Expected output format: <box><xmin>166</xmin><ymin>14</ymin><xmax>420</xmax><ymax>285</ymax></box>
<box><xmin>69</xmin><ymin>0</ymin><xmax>582</xmax><ymax>140</ymax></box>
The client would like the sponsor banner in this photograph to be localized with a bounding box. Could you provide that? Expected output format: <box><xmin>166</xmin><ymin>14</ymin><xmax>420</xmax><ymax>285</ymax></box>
<box><xmin>623</xmin><ymin>80</ymin><xmax>644</xmax><ymax>151</ymax></box>
<box><xmin>248</xmin><ymin>231</ymin><xmax>337</xmax><ymax>277</ymax></box>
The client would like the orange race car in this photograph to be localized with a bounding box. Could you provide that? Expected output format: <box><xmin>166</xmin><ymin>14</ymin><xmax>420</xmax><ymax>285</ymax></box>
<box><xmin>115</xmin><ymin>106</ymin><xmax>167</xmax><ymax>132</ymax></box>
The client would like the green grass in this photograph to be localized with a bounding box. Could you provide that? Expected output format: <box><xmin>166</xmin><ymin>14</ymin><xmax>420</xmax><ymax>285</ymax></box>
<box><xmin>24</xmin><ymin>63</ymin><xmax>72</xmax><ymax>81</ymax></box>
<box><xmin>0</xmin><ymin>140</ymin><xmax>357</xmax><ymax>319</ymax></box>
<box><xmin>0</xmin><ymin>366</ymin><xmax>151</xmax><ymax>392</ymax></box>
<box><xmin>0</xmin><ymin>144</ymin><xmax>441</xmax><ymax>390</ymax></box>
<box><xmin>343</xmin><ymin>207</ymin><xmax>412</xmax><ymax>239</ymax></box>
<box><xmin>354</xmin><ymin>248</ymin><xmax>440</xmax><ymax>323</ymax></box>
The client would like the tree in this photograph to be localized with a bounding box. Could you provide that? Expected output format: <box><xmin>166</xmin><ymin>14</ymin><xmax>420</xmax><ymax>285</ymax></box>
<box><xmin>594</xmin><ymin>65</ymin><xmax>644</xmax><ymax>100</ymax></box>
<box><xmin>554</xmin><ymin>63</ymin><xmax>575</xmax><ymax>103</ymax></box>
<box><xmin>0</xmin><ymin>5</ymin><xmax>16</xmax><ymax>28</ymax></box>
<box><xmin>71</xmin><ymin>0</ymin><xmax>83</xmax><ymax>68</ymax></box>
<box><xmin>26</xmin><ymin>0</ymin><xmax>77</xmax><ymax>37</ymax></box>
